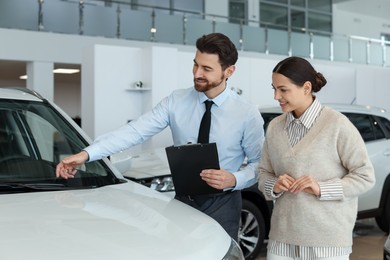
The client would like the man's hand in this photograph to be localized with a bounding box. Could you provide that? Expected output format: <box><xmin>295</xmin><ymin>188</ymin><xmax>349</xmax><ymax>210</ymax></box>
<box><xmin>56</xmin><ymin>151</ymin><xmax>89</xmax><ymax>179</ymax></box>
<box><xmin>200</xmin><ymin>168</ymin><xmax>236</xmax><ymax>190</ymax></box>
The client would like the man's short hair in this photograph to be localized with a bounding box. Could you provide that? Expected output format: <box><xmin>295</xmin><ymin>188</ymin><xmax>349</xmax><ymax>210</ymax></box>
<box><xmin>196</xmin><ymin>33</ymin><xmax>238</xmax><ymax>70</ymax></box>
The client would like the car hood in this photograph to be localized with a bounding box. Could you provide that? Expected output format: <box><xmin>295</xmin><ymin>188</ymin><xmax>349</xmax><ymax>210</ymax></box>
<box><xmin>0</xmin><ymin>181</ymin><xmax>230</xmax><ymax>260</ymax></box>
<box><xmin>122</xmin><ymin>148</ymin><xmax>172</xmax><ymax>179</ymax></box>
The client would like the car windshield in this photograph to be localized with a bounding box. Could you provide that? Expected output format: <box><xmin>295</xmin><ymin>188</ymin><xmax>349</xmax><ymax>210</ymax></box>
<box><xmin>0</xmin><ymin>99</ymin><xmax>122</xmax><ymax>193</ymax></box>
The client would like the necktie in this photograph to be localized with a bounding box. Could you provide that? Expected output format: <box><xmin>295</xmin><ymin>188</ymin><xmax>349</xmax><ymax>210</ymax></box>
<box><xmin>197</xmin><ymin>100</ymin><xmax>213</xmax><ymax>143</ymax></box>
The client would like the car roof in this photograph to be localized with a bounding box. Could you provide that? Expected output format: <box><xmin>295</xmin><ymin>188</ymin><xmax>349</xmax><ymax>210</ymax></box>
<box><xmin>3</xmin><ymin>87</ymin><xmax>389</xmax><ymax>119</ymax></box>
<box><xmin>259</xmin><ymin>103</ymin><xmax>390</xmax><ymax>118</ymax></box>
<box><xmin>0</xmin><ymin>87</ymin><xmax>44</xmax><ymax>102</ymax></box>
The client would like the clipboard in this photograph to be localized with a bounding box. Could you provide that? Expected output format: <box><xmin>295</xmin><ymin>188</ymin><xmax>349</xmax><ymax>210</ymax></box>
<box><xmin>165</xmin><ymin>143</ymin><xmax>223</xmax><ymax>196</ymax></box>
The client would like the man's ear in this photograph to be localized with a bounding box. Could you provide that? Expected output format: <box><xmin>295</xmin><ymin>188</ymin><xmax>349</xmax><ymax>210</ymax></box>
<box><xmin>225</xmin><ymin>65</ymin><xmax>236</xmax><ymax>79</ymax></box>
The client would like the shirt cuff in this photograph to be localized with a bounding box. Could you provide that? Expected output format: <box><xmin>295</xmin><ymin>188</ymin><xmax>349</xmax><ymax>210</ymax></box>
<box><xmin>318</xmin><ymin>179</ymin><xmax>344</xmax><ymax>201</ymax></box>
<box><xmin>265</xmin><ymin>177</ymin><xmax>283</xmax><ymax>199</ymax></box>
<box><xmin>83</xmin><ymin>145</ymin><xmax>102</xmax><ymax>162</ymax></box>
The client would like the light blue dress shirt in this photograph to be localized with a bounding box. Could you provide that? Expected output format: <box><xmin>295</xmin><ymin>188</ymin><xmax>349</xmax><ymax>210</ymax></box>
<box><xmin>85</xmin><ymin>86</ymin><xmax>265</xmax><ymax>190</ymax></box>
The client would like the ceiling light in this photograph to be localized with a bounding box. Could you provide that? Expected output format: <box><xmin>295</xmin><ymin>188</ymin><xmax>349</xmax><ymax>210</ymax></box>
<box><xmin>19</xmin><ymin>68</ymin><xmax>80</xmax><ymax>79</ymax></box>
<box><xmin>53</xmin><ymin>68</ymin><xmax>80</xmax><ymax>74</ymax></box>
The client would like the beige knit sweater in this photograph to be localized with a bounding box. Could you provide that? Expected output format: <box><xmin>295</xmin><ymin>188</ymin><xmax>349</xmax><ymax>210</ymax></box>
<box><xmin>258</xmin><ymin>106</ymin><xmax>375</xmax><ymax>247</ymax></box>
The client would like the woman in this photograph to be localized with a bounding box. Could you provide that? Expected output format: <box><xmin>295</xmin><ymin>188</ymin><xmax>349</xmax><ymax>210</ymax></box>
<box><xmin>258</xmin><ymin>56</ymin><xmax>375</xmax><ymax>260</ymax></box>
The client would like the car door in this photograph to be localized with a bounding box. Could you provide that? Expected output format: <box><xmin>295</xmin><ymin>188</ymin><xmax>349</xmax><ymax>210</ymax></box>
<box><xmin>343</xmin><ymin>112</ymin><xmax>390</xmax><ymax>212</ymax></box>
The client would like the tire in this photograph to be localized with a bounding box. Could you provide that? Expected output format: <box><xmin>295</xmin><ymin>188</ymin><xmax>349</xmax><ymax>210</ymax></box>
<box><xmin>239</xmin><ymin>199</ymin><xmax>266</xmax><ymax>260</ymax></box>
<box><xmin>376</xmin><ymin>192</ymin><xmax>390</xmax><ymax>232</ymax></box>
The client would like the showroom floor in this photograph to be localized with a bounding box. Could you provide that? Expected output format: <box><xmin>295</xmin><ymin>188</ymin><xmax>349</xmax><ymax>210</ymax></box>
<box><xmin>255</xmin><ymin>218</ymin><xmax>388</xmax><ymax>260</ymax></box>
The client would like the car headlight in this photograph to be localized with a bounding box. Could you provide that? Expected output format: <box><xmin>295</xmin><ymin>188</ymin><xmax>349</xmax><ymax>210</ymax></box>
<box><xmin>222</xmin><ymin>239</ymin><xmax>244</xmax><ymax>260</ymax></box>
<box><xmin>137</xmin><ymin>176</ymin><xmax>175</xmax><ymax>192</ymax></box>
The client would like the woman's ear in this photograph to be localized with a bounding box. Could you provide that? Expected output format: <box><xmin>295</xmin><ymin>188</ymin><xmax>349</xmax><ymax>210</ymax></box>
<box><xmin>303</xmin><ymin>81</ymin><xmax>312</xmax><ymax>94</ymax></box>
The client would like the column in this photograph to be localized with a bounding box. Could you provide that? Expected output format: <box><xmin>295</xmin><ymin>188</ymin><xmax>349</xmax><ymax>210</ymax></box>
<box><xmin>26</xmin><ymin>61</ymin><xmax>54</xmax><ymax>101</ymax></box>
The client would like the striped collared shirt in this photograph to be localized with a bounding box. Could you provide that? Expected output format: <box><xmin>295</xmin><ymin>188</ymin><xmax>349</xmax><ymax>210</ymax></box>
<box><xmin>265</xmin><ymin>98</ymin><xmax>351</xmax><ymax>259</ymax></box>
<box><xmin>285</xmin><ymin>97</ymin><xmax>322</xmax><ymax>147</ymax></box>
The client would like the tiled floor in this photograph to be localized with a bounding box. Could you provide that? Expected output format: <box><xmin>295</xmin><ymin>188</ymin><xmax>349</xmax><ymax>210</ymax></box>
<box><xmin>255</xmin><ymin>218</ymin><xmax>388</xmax><ymax>260</ymax></box>
<box><xmin>350</xmin><ymin>218</ymin><xmax>387</xmax><ymax>260</ymax></box>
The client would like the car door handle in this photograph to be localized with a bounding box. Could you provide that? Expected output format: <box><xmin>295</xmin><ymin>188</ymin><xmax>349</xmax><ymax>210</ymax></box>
<box><xmin>384</xmin><ymin>150</ymin><xmax>390</xmax><ymax>156</ymax></box>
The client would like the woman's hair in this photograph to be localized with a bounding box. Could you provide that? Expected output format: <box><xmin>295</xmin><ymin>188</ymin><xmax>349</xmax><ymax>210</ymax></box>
<box><xmin>196</xmin><ymin>33</ymin><xmax>238</xmax><ymax>70</ymax></box>
<box><xmin>273</xmin><ymin>56</ymin><xmax>327</xmax><ymax>93</ymax></box>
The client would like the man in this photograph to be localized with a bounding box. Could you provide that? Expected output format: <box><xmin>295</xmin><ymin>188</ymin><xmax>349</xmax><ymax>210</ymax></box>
<box><xmin>56</xmin><ymin>32</ymin><xmax>265</xmax><ymax>240</ymax></box>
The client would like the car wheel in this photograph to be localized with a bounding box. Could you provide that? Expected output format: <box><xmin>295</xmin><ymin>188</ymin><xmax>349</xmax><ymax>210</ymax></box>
<box><xmin>239</xmin><ymin>199</ymin><xmax>265</xmax><ymax>259</ymax></box>
<box><xmin>376</xmin><ymin>191</ymin><xmax>390</xmax><ymax>232</ymax></box>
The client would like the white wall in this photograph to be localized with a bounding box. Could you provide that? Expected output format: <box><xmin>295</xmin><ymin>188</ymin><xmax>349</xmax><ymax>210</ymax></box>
<box><xmin>55</xmin><ymin>82</ymin><xmax>81</xmax><ymax>118</ymax></box>
<box><xmin>1</xmin><ymin>28</ymin><xmax>390</xmax><ymax>154</ymax></box>
<box><xmin>333</xmin><ymin>6</ymin><xmax>390</xmax><ymax>38</ymax></box>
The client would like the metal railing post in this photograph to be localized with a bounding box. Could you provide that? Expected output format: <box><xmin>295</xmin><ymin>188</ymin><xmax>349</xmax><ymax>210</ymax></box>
<box><xmin>38</xmin><ymin>0</ymin><xmax>44</xmax><ymax>31</ymax></box>
<box><xmin>265</xmin><ymin>26</ymin><xmax>269</xmax><ymax>55</ymax></box>
<box><xmin>183</xmin><ymin>14</ymin><xmax>187</xmax><ymax>45</ymax></box>
<box><xmin>239</xmin><ymin>20</ymin><xmax>243</xmax><ymax>51</ymax></box>
<box><xmin>150</xmin><ymin>9</ymin><xmax>156</xmax><ymax>42</ymax></box>
<box><xmin>366</xmin><ymin>40</ymin><xmax>371</xmax><ymax>65</ymax></box>
<box><xmin>79</xmin><ymin>0</ymin><xmax>84</xmax><ymax>35</ymax></box>
<box><xmin>329</xmin><ymin>36</ymin><xmax>334</xmax><ymax>61</ymax></box>
<box><xmin>381</xmin><ymin>36</ymin><xmax>387</xmax><ymax>67</ymax></box>
<box><xmin>287</xmin><ymin>29</ymin><xmax>292</xmax><ymax>56</ymax></box>
<box><xmin>309</xmin><ymin>32</ymin><xmax>314</xmax><ymax>59</ymax></box>
<box><xmin>348</xmin><ymin>37</ymin><xmax>353</xmax><ymax>63</ymax></box>
<box><xmin>116</xmin><ymin>4</ymin><xmax>121</xmax><ymax>38</ymax></box>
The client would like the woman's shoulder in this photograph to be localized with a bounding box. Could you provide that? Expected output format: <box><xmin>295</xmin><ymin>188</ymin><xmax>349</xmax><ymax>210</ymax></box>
<box><xmin>321</xmin><ymin>106</ymin><xmax>350</xmax><ymax>123</ymax></box>
<box><xmin>266</xmin><ymin>113</ymin><xmax>287</xmax><ymax>131</ymax></box>
<box><xmin>321</xmin><ymin>106</ymin><xmax>359</xmax><ymax>134</ymax></box>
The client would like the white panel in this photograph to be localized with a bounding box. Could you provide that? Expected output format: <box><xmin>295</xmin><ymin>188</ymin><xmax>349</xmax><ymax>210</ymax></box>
<box><xmin>314</xmin><ymin>63</ymin><xmax>356</xmax><ymax>104</ymax></box>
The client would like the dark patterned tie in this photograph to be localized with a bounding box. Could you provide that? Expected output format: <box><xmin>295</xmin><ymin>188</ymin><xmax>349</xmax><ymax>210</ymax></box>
<box><xmin>197</xmin><ymin>100</ymin><xmax>214</xmax><ymax>144</ymax></box>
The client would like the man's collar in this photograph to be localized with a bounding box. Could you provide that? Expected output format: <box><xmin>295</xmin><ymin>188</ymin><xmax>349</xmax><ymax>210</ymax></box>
<box><xmin>198</xmin><ymin>86</ymin><xmax>229</xmax><ymax>107</ymax></box>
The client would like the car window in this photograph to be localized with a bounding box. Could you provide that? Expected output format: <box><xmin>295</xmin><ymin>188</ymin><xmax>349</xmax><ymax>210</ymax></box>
<box><xmin>0</xmin><ymin>99</ymin><xmax>120</xmax><ymax>189</ymax></box>
<box><xmin>261</xmin><ymin>113</ymin><xmax>281</xmax><ymax>132</ymax></box>
<box><xmin>376</xmin><ymin>116</ymin><xmax>390</xmax><ymax>137</ymax></box>
<box><xmin>343</xmin><ymin>113</ymin><xmax>385</xmax><ymax>142</ymax></box>
<box><xmin>261</xmin><ymin>111</ymin><xmax>388</xmax><ymax>142</ymax></box>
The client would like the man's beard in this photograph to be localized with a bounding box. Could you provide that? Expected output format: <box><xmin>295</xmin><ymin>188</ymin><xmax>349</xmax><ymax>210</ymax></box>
<box><xmin>194</xmin><ymin>76</ymin><xmax>225</xmax><ymax>93</ymax></box>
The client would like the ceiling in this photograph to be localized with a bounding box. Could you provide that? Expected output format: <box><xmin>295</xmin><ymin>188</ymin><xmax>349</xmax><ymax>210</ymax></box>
<box><xmin>0</xmin><ymin>0</ymin><xmax>388</xmax><ymax>87</ymax></box>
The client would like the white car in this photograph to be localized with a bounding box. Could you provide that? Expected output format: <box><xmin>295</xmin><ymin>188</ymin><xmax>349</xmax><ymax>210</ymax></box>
<box><xmin>0</xmin><ymin>87</ymin><xmax>243</xmax><ymax>260</ymax></box>
<box><xmin>385</xmin><ymin>232</ymin><xmax>390</xmax><ymax>259</ymax></box>
<box><xmin>122</xmin><ymin>103</ymin><xmax>390</xmax><ymax>260</ymax></box>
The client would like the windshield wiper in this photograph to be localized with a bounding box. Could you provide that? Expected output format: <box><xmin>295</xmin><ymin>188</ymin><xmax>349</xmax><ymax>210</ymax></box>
<box><xmin>0</xmin><ymin>183</ymin><xmax>67</xmax><ymax>192</ymax></box>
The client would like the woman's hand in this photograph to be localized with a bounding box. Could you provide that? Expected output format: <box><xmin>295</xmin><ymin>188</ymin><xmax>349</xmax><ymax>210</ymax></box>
<box><xmin>274</xmin><ymin>174</ymin><xmax>295</xmax><ymax>193</ymax></box>
<box><xmin>289</xmin><ymin>175</ymin><xmax>320</xmax><ymax>196</ymax></box>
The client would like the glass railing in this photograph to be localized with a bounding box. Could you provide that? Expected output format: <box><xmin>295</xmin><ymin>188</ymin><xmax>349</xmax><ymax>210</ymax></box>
<box><xmin>1</xmin><ymin>0</ymin><xmax>389</xmax><ymax>67</ymax></box>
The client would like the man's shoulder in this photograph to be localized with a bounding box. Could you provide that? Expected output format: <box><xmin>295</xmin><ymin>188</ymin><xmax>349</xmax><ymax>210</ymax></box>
<box><xmin>227</xmin><ymin>90</ymin><xmax>257</xmax><ymax>108</ymax></box>
<box><xmin>170</xmin><ymin>87</ymin><xmax>196</xmax><ymax>98</ymax></box>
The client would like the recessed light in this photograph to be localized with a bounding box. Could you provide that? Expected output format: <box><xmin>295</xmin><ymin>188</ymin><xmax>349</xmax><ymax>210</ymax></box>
<box><xmin>19</xmin><ymin>68</ymin><xmax>80</xmax><ymax>79</ymax></box>
<box><xmin>53</xmin><ymin>68</ymin><xmax>80</xmax><ymax>74</ymax></box>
